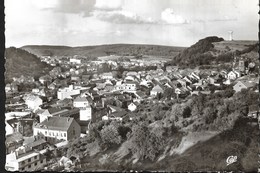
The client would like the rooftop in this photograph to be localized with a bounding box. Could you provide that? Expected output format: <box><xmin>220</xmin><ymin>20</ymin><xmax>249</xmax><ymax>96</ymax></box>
<box><xmin>34</xmin><ymin>116</ymin><xmax>75</xmax><ymax>131</ymax></box>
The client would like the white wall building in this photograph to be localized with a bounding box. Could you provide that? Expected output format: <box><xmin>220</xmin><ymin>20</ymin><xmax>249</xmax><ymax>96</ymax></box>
<box><xmin>5</xmin><ymin>146</ymin><xmax>47</xmax><ymax>171</ymax></box>
<box><xmin>57</xmin><ymin>85</ymin><xmax>88</xmax><ymax>100</ymax></box>
<box><xmin>25</xmin><ymin>95</ymin><xmax>43</xmax><ymax>111</ymax></box>
<box><xmin>73</xmin><ymin>97</ymin><xmax>92</xmax><ymax>121</ymax></box>
<box><xmin>33</xmin><ymin>117</ymin><xmax>81</xmax><ymax>141</ymax></box>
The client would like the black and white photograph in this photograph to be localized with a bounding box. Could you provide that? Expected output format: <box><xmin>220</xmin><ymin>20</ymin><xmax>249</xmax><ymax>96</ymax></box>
<box><xmin>4</xmin><ymin>0</ymin><xmax>260</xmax><ymax>172</ymax></box>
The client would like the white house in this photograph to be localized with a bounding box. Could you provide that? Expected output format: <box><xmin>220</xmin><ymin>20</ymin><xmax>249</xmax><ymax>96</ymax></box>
<box><xmin>114</xmin><ymin>81</ymin><xmax>139</xmax><ymax>92</ymax></box>
<box><xmin>227</xmin><ymin>71</ymin><xmax>240</xmax><ymax>80</ymax></box>
<box><xmin>24</xmin><ymin>95</ymin><xmax>43</xmax><ymax>111</ymax></box>
<box><xmin>5</xmin><ymin>146</ymin><xmax>47</xmax><ymax>171</ymax></box>
<box><xmin>57</xmin><ymin>85</ymin><xmax>88</xmax><ymax>100</ymax></box>
<box><xmin>101</xmin><ymin>72</ymin><xmax>114</xmax><ymax>80</ymax></box>
<box><xmin>70</xmin><ymin>58</ymin><xmax>81</xmax><ymax>64</ymax></box>
<box><xmin>33</xmin><ymin>117</ymin><xmax>81</xmax><ymax>141</ymax></box>
<box><xmin>150</xmin><ymin>84</ymin><xmax>164</xmax><ymax>96</ymax></box>
<box><xmin>128</xmin><ymin>103</ymin><xmax>137</xmax><ymax>112</ymax></box>
<box><xmin>233</xmin><ymin>81</ymin><xmax>256</xmax><ymax>93</ymax></box>
<box><xmin>73</xmin><ymin>96</ymin><xmax>92</xmax><ymax>121</ymax></box>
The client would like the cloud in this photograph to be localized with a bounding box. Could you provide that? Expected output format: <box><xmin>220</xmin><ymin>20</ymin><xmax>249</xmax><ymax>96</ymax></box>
<box><xmin>43</xmin><ymin>0</ymin><xmax>96</xmax><ymax>16</ymax></box>
<box><xmin>161</xmin><ymin>8</ymin><xmax>188</xmax><ymax>24</ymax></box>
<box><xmin>95</xmin><ymin>0</ymin><xmax>123</xmax><ymax>10</ymax></box>
<box><xmin>92</xmin><ymin>10</ymin><xmax>156</xmax><ymax>24</ymax></box>
<box><xmin>209</xmin><ymin>15</ymin><xmax>237</xmax><ymax>22</ymax></box>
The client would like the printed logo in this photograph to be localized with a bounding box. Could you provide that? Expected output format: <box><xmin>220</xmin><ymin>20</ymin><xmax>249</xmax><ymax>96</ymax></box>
<box><xmin>226</xmin><ymin>155</ymin><xmax>237</xmax><ymax>166</ymax></box>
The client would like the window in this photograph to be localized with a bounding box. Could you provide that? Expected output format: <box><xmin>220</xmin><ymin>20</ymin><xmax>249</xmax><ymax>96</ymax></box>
<box><xmin>61</xmin><ymin>133</ymin><xmax>63</xmax><ymax>137</ymax></box>
<box><xmin>64</xmin><ymin>133</ymin><xmax>66</xmax><ymax>137</ymax></box>
<box><xmin>52</xmin><ymin>132</ymin><xmax>54</xmax><ymax>136</ymax></box>
<box><xmin>34</xmin><ymin>156</ymin><xmax>37</xmax><ymax>160</ymax></box>
<box><xmin>28</xmin><ymin>165</ymin><xmax>31</xmax><ymax>168</ymax></box>
<box><xmin>45</xmin><ymin>131</ymin><xmax>47</xmax><ymax>135</ymax></box>
<box><xmin>40</xmin><ymin>160</ymin><xmax>43</xmax><ymax>164</ymax></box>
<box><xmin>34</xmin><ymin>162</ymin><xmax>37</xmax><ymax>166</ymax></box>
<box><xmin>21</xmin><ymin>161</ymin><xmax>25</xmax><ymax>165</ymax></box>
<box><xmin>21</xmin><ymin>168</ymin><xmax>24</xmax><ymax>171</ymax></box>
<box><xmin>56</xmin><ymin>132</ymin><xmax>58</xmax><ymax>136</ymax></box>
<box><xmin>28</xmin><ymin>159</ymin><xmax>31</xmax><ymax>162</ymax></box>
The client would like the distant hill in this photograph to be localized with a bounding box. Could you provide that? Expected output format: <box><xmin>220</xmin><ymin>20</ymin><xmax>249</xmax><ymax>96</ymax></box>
<box><xmin>172</xmin><ymin>37</ymin><xmax>258</xmax><ymax>68</ymax></box>
<box><xmin>21</xmin><ymin>44</ymin><xmax>185</xmax><ymax>58</ymax></box>
<box><xmin>5</xmin><ymin>47</ymin><xmax>52</xmax><ymax>82</ymax></box>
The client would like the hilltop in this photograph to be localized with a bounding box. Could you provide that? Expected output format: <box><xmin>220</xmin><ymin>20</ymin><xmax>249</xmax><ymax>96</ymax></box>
<box><xmin>21</xmin><ymin>44</ymin><xmax>185</xmax><ymax>58</ymax></box>
<box><xmin>171</xmin><ymin>37</ymin><xmax>258</xmax><ymax>68</ymax></box>
<box><xmin>5</xmin><ymin>47</ymin><xmax>53</xmax><ymax>82</ymax></box>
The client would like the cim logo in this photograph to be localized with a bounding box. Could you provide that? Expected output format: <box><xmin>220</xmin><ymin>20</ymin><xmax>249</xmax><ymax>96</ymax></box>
<box><xmin>226</xmin><ymin>156</ymin><xmax>237</xmax><ymax>166</ymax></box>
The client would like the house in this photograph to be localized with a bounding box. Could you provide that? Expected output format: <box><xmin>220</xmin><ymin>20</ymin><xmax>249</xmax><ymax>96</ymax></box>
<box><xmin>33</xmin><ymin>117</ymin><xmax>81</xmax><ymax>142</ymax></box>
<box><xmin>227</xmin><ymin>71</ymin><xmax>240</xmax><ymax>80</ymax></box>
<box><xmin>233</xmin><ymin>81</ymin><xmax>256</xmax><ymax>93</ymax></box>
<box><xmin>102</xmin><ymin>110</ymin><xmax>128</xmax><ymax>121</ymax></box>
<box><xmin>73</xmin><ymin>96</ymin><xmax>92</xmax><ymax>121</ymax></box>
<box><xmin>57</xmin><ymin>85</ymin><xmax>89</xmax><ymax>100</ymax></box>
<box><xmin>101</xmin><ymin>72</ymin><xmax>114</xmax><ymax>80</ymax></box>
<box><xmin>37</xmin><ymin>107</ymin><xmax>80</xmax><ymax>123</ymax></box>
<box><xmin>150</xmin><ymin>84</ymin><xmax>164</xmax><ymax>96</ymax></box>
<box><xmin>39</xmin><ymin>75</ymin><xmax>52</xmax><ymax>85</ymax></box>
<box><xmin>71</xmin><ymin>75</ymin><xmax>81</xmax><ymax>82</ymax></box>
<box><xmin>166</xmin><ymin>66</ymin><xmax>178</xmax><ymax>73</ymax></box>
<box><xmin>128</xmin><ymin>103</ymin><xmax>137</xmax><ymax>112</ymax></box>
<box><xmin>114</xmin><ymin>81</ymin><xmax>139</xmax><ymax>92</ymax></box>
<box><xmin>24</xmin><ymin>139</ymin><xmax>48</xmax><ymax>151</ymax></box>
<box><xmin>177</xmin><ymin>79</ymin><xmax>187</xmax><ymax>88</ymax></box>
<box><xmin>5</xmin><ymin>132</ymin><xmax>24</xmax><ymax>154</ymax></box>
<box><xmin>24</xmin><ymin>95</ymin><xmax>43</xmax><ymax>111</ymax></box>
<box><xmin>5</xmin><ymin>146</ymin><xmax>47</xmax><ymax>171</ymax></box>
<box><xmin>70</xmin><ymin>58</ymin><xmax>81</xmax><ymax>64</ymax></box>
<box><xmin>56</xmin><ymin>98</ymin><xmax>73</xmax><ymax>108</ymax></box>
<box><xmin>5</xmin><ymin>83</ymin><xmax>18</xmax><ymax>93</ymax></box>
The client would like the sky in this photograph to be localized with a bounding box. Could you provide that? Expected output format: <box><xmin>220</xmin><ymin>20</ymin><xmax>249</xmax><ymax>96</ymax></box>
<box><xmin>5</xmin><ymin>0</ymin><xmax>259</xmax><ymax>47</ymax></box>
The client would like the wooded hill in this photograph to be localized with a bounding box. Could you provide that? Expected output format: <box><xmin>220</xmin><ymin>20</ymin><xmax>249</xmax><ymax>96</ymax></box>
<box><xmin>5</xmin><ymin>47</ymin><xmax>52</xmax><ymax>82</ymax></box>
<box><xmin>21</xmin><ymin>44</ymin><xmax>185</xmax><ymax>58</ymax></box>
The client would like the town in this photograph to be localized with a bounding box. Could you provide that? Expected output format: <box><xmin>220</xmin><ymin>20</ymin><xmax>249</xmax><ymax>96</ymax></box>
<box><xmin>5</xmin><ymin>40</ymin><xmax>260</xmax><ymax>171</ymax></box>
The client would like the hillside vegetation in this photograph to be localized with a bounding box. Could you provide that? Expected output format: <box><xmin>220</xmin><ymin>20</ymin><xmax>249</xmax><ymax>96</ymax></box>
<box><xmin>57</xmin><ymin>88</ymin><xmax>258</xmax><ymax>172</ymax></box>
<box><xmin>171</xmin><ymin>36</ymin><xmax>258</xmax><ymax>68</ymax></box>
<box><xmin>5</xmin><ymin>47</ymin><xmax>52</xmax><ymax>82</ymax></box>
<box><xmin>21</xmin><ymin>44</ymin><xmax>185</xmax><ymax>58</ymax></box>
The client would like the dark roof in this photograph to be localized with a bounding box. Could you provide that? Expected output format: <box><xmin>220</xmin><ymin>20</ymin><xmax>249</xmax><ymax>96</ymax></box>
<box><xmin>74</xmin><ymin>96</ymin><xmax>88</xmax><ymax>102</ymax></box>
<box><xmin>25</xmin><ymin>139</ymin><xmax>47</xmax><ymax>148</ymax></box>
<box><xmin>110</xmin><ymin>110</ymin><xmax>128</xmax><ymax>117</ymax></box>
<box><xmin>6</xmin><ymin>132</ymin><xmax>24</xmax><ymax>144</ymax></box>
<box><xmin>34</xmin><ymin>117</ymin><xmax>76</xmax><ymax>131</ymax></box>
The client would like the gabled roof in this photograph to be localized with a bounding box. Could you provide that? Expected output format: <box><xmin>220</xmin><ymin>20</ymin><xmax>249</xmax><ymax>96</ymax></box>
<box><xmin>110</xmin><ymin>110</ymin><xmax>128</xmax><ymax>118</ymax></box>
<box><xmin>25</xmin><ymin>139</ymin><xmax>47</xmax><ymax>148</ymax></box>
<box><xmin>135</xmin><ymin>91</ymin><xmax>146</xmax><ymax>98</ymax></box>
<box><xmin>25</xmin><ymin>95</ymin><xmax>42</xmax><ymax>102</ymax></box>
<box><xmin>74</xmin><ymin>96</ymin><xmax>88</xmax><ymax>102</ymax></box>
<box><xmin>151</xmin><ymin>84</ymin><xmax>164</xmax><ymax>92</ymax></box>
<box><xmin>34</xmin><ymin>116</ymin><xmax>76</xmax><ymax>131</ymax></box>
<box><xmin>235</xmin><ymin>81</ymin><xmax>256</xmax><ymax>88</ymax></box>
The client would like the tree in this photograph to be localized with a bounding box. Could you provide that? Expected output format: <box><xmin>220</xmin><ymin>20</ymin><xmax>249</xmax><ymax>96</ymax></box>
<box><xmin>163</xmin><ymin>88</ymin><xmax>174</xmax><ymax>100</ymax></box>
<box><xmin>127</xmin><ymin>124</ymin><xmax>165</xmax><ymax>161</ymax></box>
<box><xmin>100</xmin><ymin>124</ymin><xmax>122</xmax><ymax>146</ymax></box>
